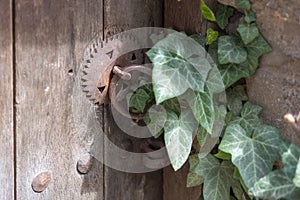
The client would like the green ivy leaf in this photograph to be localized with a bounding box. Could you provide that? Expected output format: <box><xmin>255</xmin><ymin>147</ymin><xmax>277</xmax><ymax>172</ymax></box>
<box><xmin>164</xmin><ymin>109</ymin><xmax>198</xmax><ymax>171</ymax></box>
<box><xmin>185</xmin><ymin>87</ymin><xmax>215</xmax><ymax>134</ymax></box>
<box><xmin>187</xmin><ymin>172</ymin><xmax>204</xmax><ymax>187</ymax></box>
<box><xmin>194</xmin><ymin>154</ymin><xmax>234</xmax><ymax>200</ymax></box>
<box><xmin>230</xmin><ymin>102</ymin><xmax>262</xmax><ymax>132</ymax></box>
<box><xmin>244</xmin><ymin>10</ymin><xmax>256</xmax><ymax>23</ymax></box>
<box><xmin>190</xmin><ymin>34</ymin><xmax>206</xmax><ymax>47</ymax></box>
<box><xmin>206</xmin><ymin>28</ymin><xmax>219</xmax><ymax>45</ymax></box>
<box><xmin>250</xmin><ymin>144</ymin><xmax>300</xmax><ymax>199</ymax></box>
<box><xmin>235</xmin><ymin>0</ymin><xmax>251</xmax><ymax>10</ymax></box>
<box><xmin>200</xmin><ymin>0</ymin><xmax>216</xmax><ymax>21</ymax></box>
<box><xmin>219</xmin><ymin>124</ymin><xmax>281</xmax><ymax>188</ymax></box>
<box><xmin>218</xmin><ymin>35</ymin><xmax>247</xmax><ymax>65</ymax></box>
<box><xmin>237</xmin><ymin>23</ymin><xmax>259</xmax><ymax>45</ymax></box>
<box><xmin>246</xmin><ymin>34</ymin><xmax>272</xmax><ymax>58</ymax></box>
<box><xmin>218</xmin><ymin>62</ymin><xmax>250</xmax><ymax>88</ymax></box>
<box><xmin>128</xmin><ymin>84</ymin><xmax>153</xmax><ymax>113</ymax></box>
<box><xmin>226</xmin><ymin>85</ymin><xmax>248</xmax><ymax>116</ymax></box>
<box><xmin>187</xmin><ymin>155</ymin><xmax>204</xmax><ymax>187</ymax></box>
<box><xmin>214</xmin><ymin>150</ymin><xmax>231</xmax><ymax>160</ymax></box>
<box><xmin>161</xmin><ymin>98</ymin><xmax>181</xmax><ymax>116</ymax></box>
<box><xmin>216</xmin><ymin>3</ymin><xmax>234</xmax><ymax>30</ymax></box>
<box><xmin>144</xmin><ymin>105</ymin><xmax>167</xmax><ymax>138</ymax></box>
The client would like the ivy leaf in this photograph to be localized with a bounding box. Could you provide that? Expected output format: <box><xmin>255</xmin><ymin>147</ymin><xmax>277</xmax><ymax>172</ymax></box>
<box><xmin>190</xmin><ymin>34</ymin><xmax>206</xmax><ymax>47</ymax></box>
<box><xmin>237</xmin><ymin>23</ymin><xmax>259</xmax><ymax>45</ymax></box>
<box><xmin>144</xmin><ymin>105</ymin><xmax>167</xmax><ymax>138</ymax></box>
<box><xmin>218</xmin><ymin>62</ymin><xmax>250</xmax><ymax>88</ymax></box>
<box><xmin>214</xmin><ymin>150</ymin><xmax>231</xmax><ymax>160</ymax></box>
<box><xmin>128</xmin><ymin>84</ymin><xmax>153</xmax><ymax>113</ymax></box>
<box><xmin>235</xmin><ymin>0</ymin><xmax>251</xmax><ymax>10</ymax></box>
<box><xmin>216</xmin><ymin>3</ymin><xmax>234</xmax><ymax>30</ymax></box>
<box><xmin>147</xmin><ymin>32</ymin><xmax>213</xmax><ymax>104</ymax></box>
<box><xmin>200</xmin><ymin>0</ymin><xmax>216</xmax><ymax>21</ymax></box>
<box><xmin>161</xmin><ymin>98</ymin><xmax>181</xmax><ymax>116</ymax></box>
<box><xmin>293</xmin><ymin>158</ymin><xmax>300</xmax><ymax>187</ymax></box>
<box><xmin>197</xmin><ymin>126</ymin><xmax>219</xmax><ymax>158</ymax></box>
<box><xmin>206</xmin><ymin>65</ymin><xmax>225</xmax><ymax>94</ymax></box>
<box><xmin>226</xmin><ymin>85</ymin><xmax>248</xmax><ymax>116</ymax></box>
<box><xmin>230</xmin><ymin>101</ymin><xmax>262</xmax><ymax>132</ymax></box>
<box><xmin>194</xmin><ymin>154</ymin><xmax>234</xmax><ymax>200</ymax></box>
<box><xmin>244</xmin><ymin>10</ymin><xmax>256</xmax><ymax>23</ymax></box>
<box><xmin>250</xmin><ymin>144</ymin><xmax>300</xmax><ymax>199</ymax></box>
<box><xmin>187</xmin><ymin>155</ymin><xmax>204</xmax><ymax>187</ymax></box>
<box><xmin>246</xmin><ymin>34</ymin><xmax>272</xmax><ymax>58</ymax></box>
<box><xmin>219</xmin><ymin>124</ymin><xmax>281</xmax><ymax>188</ymax></box>
<box><xmin>206</xmin><ymin>28</ymin><xmax>219</xmax><ymax>45</ymax></box>
<box><xmin>218</xmin><ymin>35</ymin><xmax>247</xmax><ymax>65</ymax></box>
<box><xmin>185</xmin><ymin>87</ymin><xmax>215</xmax><ymax>134</ymax></box>
<box><xmin>164</xmin><ymin>109</ymin><xmax>198</xmax><ymax>171</ymax></box>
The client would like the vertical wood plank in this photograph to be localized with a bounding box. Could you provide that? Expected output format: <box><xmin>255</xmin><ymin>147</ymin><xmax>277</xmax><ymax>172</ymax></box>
<box><xmin>163</xmin><ymin>0</ymin><xmax>217</xmax><ymax>199</ymax></box>
<box><xmin>103</xmin><ymin>0</ymin><xmax>164</xmax><ymax>199</ymax></box>
<box><xmin>15</xmin><ymin>0</ymin><xmax>104</xmax><ymax>199</ymax></box>
<box><xmin>0</xmin><ymin>0</ymin><xmax>14</xmax><ymax>199</ymax></box>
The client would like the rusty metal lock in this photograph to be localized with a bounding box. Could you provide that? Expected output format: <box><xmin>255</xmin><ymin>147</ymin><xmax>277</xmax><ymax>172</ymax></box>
<box><xmin>81</xmin><ymin>32</ymin><xmax>151</xmax><ymax>117</ymax></box>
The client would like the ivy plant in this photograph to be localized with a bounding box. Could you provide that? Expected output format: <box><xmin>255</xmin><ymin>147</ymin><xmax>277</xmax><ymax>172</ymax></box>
<box><xmin>128</xmin><ymin>0</ymin><xmax>300</xmax><ymax>199</ymax></box>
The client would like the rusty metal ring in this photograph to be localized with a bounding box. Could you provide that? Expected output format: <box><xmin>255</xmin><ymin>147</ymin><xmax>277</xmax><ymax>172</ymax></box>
<box><xmin>109</xmin><ymin>65</ymin><xmax>152</xmax><ymax>120</ymax></box>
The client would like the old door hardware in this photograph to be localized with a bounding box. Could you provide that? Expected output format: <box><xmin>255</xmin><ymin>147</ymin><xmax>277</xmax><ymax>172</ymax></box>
<box><xmin>31</xmin><ymin>171</ymin><xmax>52</xmax><ymax>193</ymax></box>
<box><xmin>81</xmin><ymin>33</ymin><xmax>143</xmax><ymax>105</ymax></box>
<box><xmin>109</xmin><ymin>65</ymin><xmax>152</xmax><ymax>120</ymax></box>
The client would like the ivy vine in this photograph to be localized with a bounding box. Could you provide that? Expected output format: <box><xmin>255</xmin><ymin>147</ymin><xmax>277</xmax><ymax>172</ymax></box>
<box><xmin>128</xmin><ymin>0</ymin><xmax>300</xmax><ymax>199</ymax></box>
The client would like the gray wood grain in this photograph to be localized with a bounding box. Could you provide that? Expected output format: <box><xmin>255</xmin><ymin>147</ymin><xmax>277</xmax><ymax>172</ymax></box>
<box><xmin>103</xmin><ymin>0</ymin><xmax>164</xmax><ymax>199</ymax></box>
<box><xmin>15</xmin><ymin>0</ymin><xmax>104</xmax><ymax>199</ymax></box>
<box><xmin>0</xmin><ymin>0</ymin><xmax>14</xmax><ymax>199</ymax></box>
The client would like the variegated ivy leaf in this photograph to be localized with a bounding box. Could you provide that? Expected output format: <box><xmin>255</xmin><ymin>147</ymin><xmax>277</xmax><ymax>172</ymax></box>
<box><xmin>197</xmin><ymin>127</ymin><xmax>219</xmax><ymax>158</ymax></box>
<box><xmin>219</xmin><ymin>124</ymin><xmax>281</xmax><ymax>188</ymax></box>
<box><xmin>216</xmin><ymin>3</ymin><xmax>234</xmax><ymax>30</ymax></box>
<box><xmin>193</xmin><ymin>154</ymin><xmax>234</xmax><ymax>200</ymax></box>
<box><xmin>293</xmin><ymin>158</ymin><xmax>300</xmax><ymax>187</ymax></box>
<box><xmin>237</xmin><ymin>23</ymin><xmax>259</xmax><ymax>45</ymax></box>
<box><xmin>230</xmin><ymin>101</ymin><xmax>262</xmax><ymax>132</ymax></box>
<box><xmin>250</xmin><ymin>144</ymin><xmax>300</xmax><ymax>199</ymax></box>
<box><xmin>218</xmin><ymin>35</ymin><xmax>247</xmax><ymax>65</ymax></box>
<box><xmin>144</xmin><ymin>105</ymin><xmax>167</xmax><ymax>138</ymax></box>
<box><xmin>147</xmin><ymin>32</ymin><xmax>213</xmax><ymax>104</ymax></box>
<box><xmin>185</xmin><ymin>87</ymin><xmax>215</xmax><ymax>134</ymax></box>
<box><xmin>164</xmin><ymin>109</ymin><xmax>198</xmax><ymax>171</ymax></box>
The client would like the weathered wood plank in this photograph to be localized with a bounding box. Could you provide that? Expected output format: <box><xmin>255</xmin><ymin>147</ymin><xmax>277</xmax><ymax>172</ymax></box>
<box><xmin>0</xmin><ymin>0</ymin><xmax>14</xmax><ymax>199</ymax></box>
<box><xmin>103</xmin><ymin>0</ymin><xmax>163</xmax><ymax>199</ymax></box>
<box><xmin>164</xmin><ymin>0</ymin><xmax>217</xmax><ymax>35</ymax></box>
<box><xmin>163</xmin><ymin>0</ymin><xmax>218</xmax><ymax>199</ymax></box>
<box><xmin>15</xmin><ymin>0</ymin><xmax>104</xmax><ymax>199</ymax></box>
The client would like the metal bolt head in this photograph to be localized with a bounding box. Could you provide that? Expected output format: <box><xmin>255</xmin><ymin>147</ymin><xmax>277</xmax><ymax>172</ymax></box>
<box><xmin>77</xmin><ymin>153</ymin><xmax>94</xmax><ymax>174</ymax></box>
<box><xmin>31</xmin><ymin>171</ymin><xmax>52</xmax><ymax>193</ymax></box>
